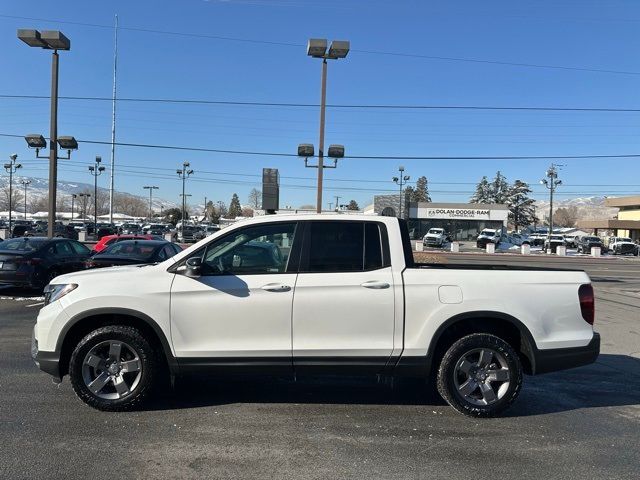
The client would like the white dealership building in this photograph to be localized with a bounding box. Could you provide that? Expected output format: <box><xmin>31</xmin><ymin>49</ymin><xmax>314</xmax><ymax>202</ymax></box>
<box><xmin>367</xmin><ymin>196</ymin><xmax>509</xmax><ymax>241</ymax></box>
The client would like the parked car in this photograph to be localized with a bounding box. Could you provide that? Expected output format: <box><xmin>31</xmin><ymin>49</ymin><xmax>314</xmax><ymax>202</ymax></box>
<box><xmin>91</xmin><ymin>234</ymin><xmax>163</xmax><ymax>254</ymax></box>
<box><xmin>543</xmin><ymin>235</ymin><xmax>566</xmax><ymax>253</ymax></box>
<box><xmin>508</xmin><ymin>233</ymin><xmax>530</xmax><ymax>246</ymax></box>
<box><xmin>476</xmin><ymin>228</ymin><xmax>501</xmax><ymax>248</ymax></box>
<box><xmin>178</xmin><ymin>225</ymin><xmax>198</xmax><ymax>243</ymax></box>
<box><xmin>563</xmin><ymin>235</ymin><xmax>579</xmax><ymax>249</ymax></box>
<box><xmin>422</xmin><ymin>228</ymin><xmax>448</xmax><ymax>248</ymax></box>
<box><xmin>120</xmin><ymin>223</ymin><xmax>142</xmax><ymax>235</ymax></box>
<box><xmin>85</xmin><ymin>240</ymin><xmax>182</xmax><ymax>269</ymax></box>
<box><xmin>32</xmin><ymin>215</ymin><xmax>599</xmax><ymax>417</ymax></box>
<box><xmin>0</xmin><ymin>237</ymin><xmax>90</xmax><ymax>289</ymax></box>
<box><xmin>576</xmin><ymin>236</ymin><xmax>604</xmax><ymax>254</ymax></box>
<box><xmin>11</xmin><ymin>224</ymin><xmax>36</xmax><ymax>238</ymax></box>
<box><xmin>194</xmin><ymin>225</ymin><xmax>221</xmax><ymax>241</ymax></box>
<box><xmin>608</xmin><ymin>237</ymin><xmax>637</xmax><ymax>256</ymax></box>
<box><xmin>528</xmin><ymin>232</ymin><xmax>546</xmax><ymax>247</ymax></box>
<box><xmin>142</xmin><ymin>223</ymin><xmax>168</xmax><ymax>236</ymax></box>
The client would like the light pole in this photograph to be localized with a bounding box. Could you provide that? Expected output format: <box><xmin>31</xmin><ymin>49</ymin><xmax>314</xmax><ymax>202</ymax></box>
<box><xmin>305</xmin><ymin>38</ymin><xmax>350</xmax><ymax>213</ymax></box>
<box><xmin>540</xmin><ymin>164</ymin><xmax>562</xmax><ymax>252</ymax></box>
<box><xmin>143</xmin><ymin>186</ymin><xmax>159</xmax><ymax>221</ymax></box>
<box><xmin>88</xmin><ymin>156</ymin><xmax>105</xmax><ymax>236</ymax></box>
<box><xmin>21</xmin><ymin>179</ymin><xmax>31</xmax><ymax>220</ymax></box>
<box><xmin>177</xmin><ymin>162</ymin><xmax>194</xmax><ymax>238</ymax></box>
<box><xmin>4</xmin><ymin>154</ymin><xmax>22</xmax><ymax>234</ymax></box>
<box><xmin>71</xmin><ymin>193</ymin><xmax>77</xmax><ymax>220</ymax></box>
<box><xmin>334</xmin><ymin>195</ymin><xmax>341</xmax><ymax>212</ymax></box>
<box><xmin>392</xmin><ymin>166</ymin><xmax>410</xmax><ymax>218</ymax></box>
<box><xmin>18</xmin><ymin>29</ymin><xmax>76</xmax><ymax>238</ymax></box>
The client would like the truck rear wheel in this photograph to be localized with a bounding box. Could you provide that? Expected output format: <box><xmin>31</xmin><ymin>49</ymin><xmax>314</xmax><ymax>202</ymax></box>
<box><xmin>437</xmin><ymin>333</ymin><xmax>523</xmax><ymax>417</ymax></box>
<box><xmin>69</xmin><ymin>325</ymin><xmax>158</xmax><ymax>411</ymax></box>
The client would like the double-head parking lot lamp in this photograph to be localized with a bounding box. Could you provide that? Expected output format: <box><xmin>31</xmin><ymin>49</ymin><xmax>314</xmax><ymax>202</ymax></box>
<box><xmin>19</xmin><ymin>29</ymin><xmax>73</xmax><ymax>238</ymax></box>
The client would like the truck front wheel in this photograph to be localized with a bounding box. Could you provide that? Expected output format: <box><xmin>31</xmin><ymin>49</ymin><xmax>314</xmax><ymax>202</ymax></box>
<box><xmin>437</xmin><ymin>333</ymin><xmax>523</xmax><ymax>417</ymax></box>
<box><xmin>69</xmin><ymin>325</ymin><xmax>158</xmax><ymax>411</ymax></box>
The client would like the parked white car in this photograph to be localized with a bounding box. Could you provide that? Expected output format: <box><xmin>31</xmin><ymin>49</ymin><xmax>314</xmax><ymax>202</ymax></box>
<box><xmin>422</xmin><ymin>228</ymin><xmax>448</xmax><ymax>248</ymax></box>
<box><xmin>476</xmin><ymin>229</ymin><xmax>501</xmax><ymax>248</ymax></box>
<box><xmin>32</xmin><ymin>215</ymin><xmax>599</xmax><ymax>417</ymax></box>
<box><xmin>608</xmin><ymin>237</ymin><xmax>638</xmax><ymax>256</ymax></box>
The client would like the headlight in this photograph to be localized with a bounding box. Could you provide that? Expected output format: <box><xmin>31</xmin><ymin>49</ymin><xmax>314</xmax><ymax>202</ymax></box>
<box><xmin>43</xmin><ymin>283</ymin><xmax>78</xmax><ymax>306</ymax></box>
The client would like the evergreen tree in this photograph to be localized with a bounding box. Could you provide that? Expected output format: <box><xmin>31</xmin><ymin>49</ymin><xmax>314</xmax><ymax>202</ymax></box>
<box><xmin>506</xmin><ymin>180</ymin><xmax>536</xmax><ymax>231</ymax></box>
<box><xmin>347</xmin><ymin>200</ymin><xmax>359</xmax><ymax>210</ymax></box>
<box><xmin>490</xmin><ymin>171</ymin><xmax>510</xmax><ymax>204</ymax></box>
<box><xmin>228</xmin><ymin>193</ymin><xmax>242</xmax><ymax>218</ymax></box>
<box><xmin>469</xmin><ymin>176</ymin><xmax>492</xmax><ymax>203</ymax></box>
<box><xmin>412</xmin><ymin>176</ymin><xmax>432</xmax><ymax>202</ymax></box>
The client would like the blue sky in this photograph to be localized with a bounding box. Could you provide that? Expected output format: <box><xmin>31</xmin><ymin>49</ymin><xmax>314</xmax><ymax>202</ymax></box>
<box><xmin>1</xmin><ymin>0</ymin><xmax>639</xmax><ymax>210</ymax></box>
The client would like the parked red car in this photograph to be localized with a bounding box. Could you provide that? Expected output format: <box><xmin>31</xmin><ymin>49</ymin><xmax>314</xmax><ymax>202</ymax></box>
<box><xmin>91</xmin><ymin>234</ymin><xmax>163</xmax><ymax>254</ymax></box>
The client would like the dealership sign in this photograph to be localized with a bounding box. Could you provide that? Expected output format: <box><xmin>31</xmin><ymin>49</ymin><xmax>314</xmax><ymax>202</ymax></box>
<box><xmin>421</xmin><ymin>207</ymin><xmax>492</xmax><ymax>220</ymax></box>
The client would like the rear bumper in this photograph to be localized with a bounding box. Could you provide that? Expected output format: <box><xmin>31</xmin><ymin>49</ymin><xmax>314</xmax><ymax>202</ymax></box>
<box><xmin>532</xmin><ymin>332</ymin><xmax>600</xmax><ymax>375</ymax></box>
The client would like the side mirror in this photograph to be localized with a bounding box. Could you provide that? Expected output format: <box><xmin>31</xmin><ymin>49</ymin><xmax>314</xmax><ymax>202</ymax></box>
<box><xmin>185</xmin><ymin>257</ymin><xmax>202</xmax><ymax>277</ymax></box>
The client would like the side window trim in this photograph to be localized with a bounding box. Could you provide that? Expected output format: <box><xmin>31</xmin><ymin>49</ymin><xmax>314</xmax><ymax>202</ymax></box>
<box><xmin>183</xmin><ymin>221</ymin><xmax>300</xmax><ymax>276</ymax></box>
<box><xmin>299</xmin><ymin>220</ymin><xmax>389</xmax><ymax>274</ymax></box>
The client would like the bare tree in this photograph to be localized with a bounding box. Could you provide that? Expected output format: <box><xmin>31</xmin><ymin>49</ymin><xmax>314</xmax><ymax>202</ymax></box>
<box><xmin>554</xmin><ymin>206</ymin><xmax>579</xmax><ymax>228</ymax></box>
<box><xmin>0</xmin><ymin>185</ymin><xmax>24</xmax><ymax>212</ymax></box>
<box><xmin>248</xmin><ymin>188</ymin><xmax>262</xmax><ymax>209</ymax></box>
<box><xmin>241</xmin><ymin>206</ymin><xmax>254</xmax><ymax>217</ymax></box>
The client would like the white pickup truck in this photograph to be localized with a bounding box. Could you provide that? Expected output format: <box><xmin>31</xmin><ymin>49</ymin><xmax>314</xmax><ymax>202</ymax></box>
<box><xmin>32</xmin><ymin>215</ymin><xmax>599</xmax><ymax>417</ymax></box>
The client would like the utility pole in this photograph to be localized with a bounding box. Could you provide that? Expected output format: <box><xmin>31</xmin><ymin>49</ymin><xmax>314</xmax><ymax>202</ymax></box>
<box><xmin>176</xmin><ymin>162</ymin><xmax>194</xmax><ymax>239</ymax></box>
<box><xmin>108</xmin><ymin>14</ymin><xmax>118</xmax><ymax>224</ymax></box>
<box><xmin>4</xmin><ymin>154</ymin><xmax>22</xmax><ymax>234</ymax></box>
<box><xmin>88</xmin><ymin>156</ymin><xmax>105</xmax><ymax>236</ymax></box>
<box><xmin>21</xmin><ymin>179</ymin><xmax>31</xmax><ymax>219</ymax></box>
<box><xmin>71</xmin><ymin>193</ymin><xmax>77</xmax><ymax>220</ymax></box>
<box><xmin>143</xmin><ymin>186</ymin><xmax>159</xmax><ymax>221</ymax></box>
<box><xmin>204</xmin><ymin>196</ymin><xmax>207</xmax><ymax>222</ymax></box>
<box><xmin>540</xmin><ymin>164</ymin><xmax>563</xmax><ymax>253</ymax></box>
<box><xmin>392</xmin><ymin>166</ymin><xmax>410</xmax><ymax>219</ymax></box>
<box><xmin>334</xmin><ymin>195</ymin><xmax>341</xmax><ymax>211</ymax></box>
<box><xmin>328</xmin><ymin>202</ymin><xmax>333</xmax><ymax>211</ymax></box>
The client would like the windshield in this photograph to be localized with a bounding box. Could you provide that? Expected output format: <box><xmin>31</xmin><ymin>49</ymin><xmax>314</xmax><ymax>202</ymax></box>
<box><xmin>584</xmin><ymin>237</ymin><xmax>600</xmax><ymax>242</ymax></box>
<box><xmin>480</xmin><ymin>230</ymin><xmax>496</xmax><ymax>236</ymax></box>
<box><xmin>99</xmin><ymin>242</ymin><xmax>158</xmax><ymax>259</ymax></box>
<box><xmin>551</xmin><ymin>236</ymin><xmax>564</xmax><ymax>241</ymax></box>
<box><xmin>427</xmin><ymin>229</ymin><xmax>443</xmax><ymax>234</ymax></box>
<box><xmin>0</xmin><ymin>238</ymin><xmax>46</xmax><ymax>252</ymax></box>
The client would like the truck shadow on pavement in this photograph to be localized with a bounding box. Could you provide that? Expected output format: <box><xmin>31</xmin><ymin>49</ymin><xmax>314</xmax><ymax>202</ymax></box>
<box><xmin>146</xmin><ymin>354</ymin><xmax>640</xmax><ymax>417</ymax></box>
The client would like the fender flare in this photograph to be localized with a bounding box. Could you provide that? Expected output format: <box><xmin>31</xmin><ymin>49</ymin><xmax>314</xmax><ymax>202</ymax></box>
<box><xmin>57</xmin><ymin>307</ymin><xmax>179</xmax><ymax>374</ymax></box>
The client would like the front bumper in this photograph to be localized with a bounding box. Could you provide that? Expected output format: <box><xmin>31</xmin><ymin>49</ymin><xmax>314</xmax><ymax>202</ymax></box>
<box><xmin>533</xmin><ymin>332</ymin><xmax>600</xmax><ymax>375</ymax></box>
<box><xmin>31</xmin><ymin>326</ymin><xmax>62</xmax><ymax>380</ymax></box>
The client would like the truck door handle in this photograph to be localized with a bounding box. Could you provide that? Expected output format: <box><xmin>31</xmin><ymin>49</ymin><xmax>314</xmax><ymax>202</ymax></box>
<box><xmin>261</xmin><ymin>283</ymin><xmax>291</xmax><ymax>292</ymax></box>
<box><xmin>360</xmin><ymin>280</ymin><xmax>390</xmax><ymax>289</ymax></box>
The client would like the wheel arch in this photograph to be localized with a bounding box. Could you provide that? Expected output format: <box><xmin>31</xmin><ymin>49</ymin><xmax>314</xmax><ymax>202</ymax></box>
<box><xmin>57</xmin><ymin>308</ymin><xmax>177</xmax><ymax>377</ymax></box>
<box><xmin>428</xmin><ymin>311</ymin><xmax>537</xmax><ymax>375</ymax></box>
<box><xmin>394</xmin><ymin>311</ymin><xmax>537</xmax><ymax>377</ymax></box>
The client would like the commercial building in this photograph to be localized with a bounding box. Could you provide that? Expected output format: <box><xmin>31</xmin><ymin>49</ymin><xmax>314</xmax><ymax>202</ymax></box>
<box><xmin>578</xmin><ymin>195</ymin><xmax>640</xmax><ymax>241</ymax></box>
<box><xmin>407</xmin><ymin>202</ymin><xmax>509</xmax><ymax>241</ymax></box>
<box><xmin>367</xmin><ymin>196</ymin><xmax>509</xmax><ymax>241</ymax></box>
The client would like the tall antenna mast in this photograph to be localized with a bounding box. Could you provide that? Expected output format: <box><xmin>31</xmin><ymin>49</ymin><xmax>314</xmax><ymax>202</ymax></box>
<box><xmin>108</xmin><ymin>14</ymin><xmax>118</xmax><ymax>224</ymax></box>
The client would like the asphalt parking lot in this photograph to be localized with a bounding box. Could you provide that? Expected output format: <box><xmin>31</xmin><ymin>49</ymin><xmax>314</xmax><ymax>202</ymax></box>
<box><xmin>1</xmin><ymin>254</ymin><xmax>639</xmax><ymax>480</ymax></box>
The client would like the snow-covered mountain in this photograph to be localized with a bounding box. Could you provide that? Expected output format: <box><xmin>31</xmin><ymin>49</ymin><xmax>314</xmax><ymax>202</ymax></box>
<box><xmin>0</xmin><ymin>175</ymin><xmax>177</xmax><ymax>212</ymax></box>
<box><xmin>535</xmin><ymin>196</ymin><xmax>618</xmax><ymax>221</ymax></box>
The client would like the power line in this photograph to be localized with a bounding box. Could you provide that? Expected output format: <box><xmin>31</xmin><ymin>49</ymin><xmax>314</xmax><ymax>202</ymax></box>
<box><xmin>1</xmin><ymin>14</ymin><xmax>638</xmax><ymax>76</ymax></box>
<box><xmin>3</xmin><ymin>132</ymin><xmax>640</xmax><ymax>160</ymax></box>
<box><xmin>3</xmin><ymin>94</ymin><xmax>640</xmax><ymax>113</ymax></box>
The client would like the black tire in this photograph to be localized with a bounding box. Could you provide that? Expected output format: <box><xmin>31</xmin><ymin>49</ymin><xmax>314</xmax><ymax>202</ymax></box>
<box><xmin>69</xmin><ymin>325</ymin><xmax>158</xmax><ymax>411</ymax></box>
<box><xmin>437</xmin><ymin>333</ymin><xmax>523</xmax><ymax>418</ymax></box>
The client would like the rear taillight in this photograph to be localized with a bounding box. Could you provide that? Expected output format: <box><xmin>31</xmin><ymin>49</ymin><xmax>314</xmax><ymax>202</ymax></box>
<box><xmin>578</xmin><ymin>284</ymin><xmax>595</xmax><ymax>325</ymax></box>
<box><xmin>14</xmin><ymin>257</ymin><xmax>42</xmax><ymax>266</ymax></box>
